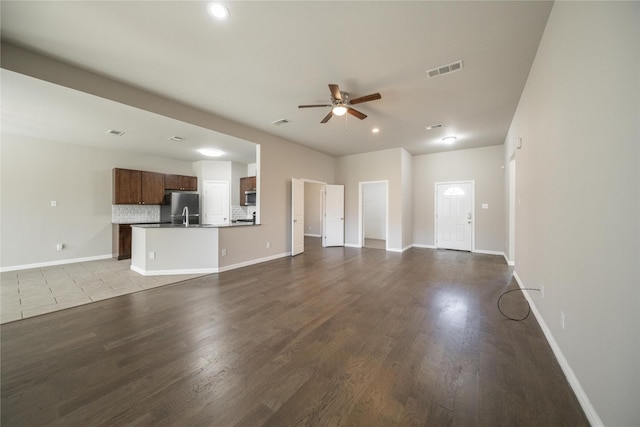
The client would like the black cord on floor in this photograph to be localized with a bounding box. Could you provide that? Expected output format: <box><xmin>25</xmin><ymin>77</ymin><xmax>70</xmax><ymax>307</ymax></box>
<box><xmin>497</xmin><ymin>288</ymin><xmax>540</xmax><ymax>321</ymax></box>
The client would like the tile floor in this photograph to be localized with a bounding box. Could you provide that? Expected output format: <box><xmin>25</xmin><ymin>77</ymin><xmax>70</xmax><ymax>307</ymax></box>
<box><xmin>0</xmin><ymin>258</ymin><xmax>204</xmax><ymax>324</ymax></box>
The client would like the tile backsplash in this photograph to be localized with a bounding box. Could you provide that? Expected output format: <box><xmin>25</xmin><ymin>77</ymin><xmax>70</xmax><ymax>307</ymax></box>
<box><xmin>232</xmin><ymin>205</ymin><xmax>256</xmax><ymax>220</ymax></box>
<box><xmin>112</xmin><ymin>205</ymin><xmax>160</xmax><ymax>223</ymax></box>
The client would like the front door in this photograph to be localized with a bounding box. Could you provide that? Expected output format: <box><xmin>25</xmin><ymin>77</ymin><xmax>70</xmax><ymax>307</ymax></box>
<box><xmin>436</xmin><ymin>182</ymin><xmax>473</xmax><ymax>251</ymax></box>
<box><xmin>203</xmin><ymin>181</ymin><xmax>229</xmax><ymax>225</ymax></box>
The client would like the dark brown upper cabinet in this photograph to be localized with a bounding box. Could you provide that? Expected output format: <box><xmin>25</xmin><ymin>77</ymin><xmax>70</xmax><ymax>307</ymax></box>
<box><xmin>240</xmin><ymin>176</ymin><xmax>257</xmax><ymax>206</ymax></box>
<box><xmin>164</xmin><ymin>174</ymin><xmax>197</xmax><ymax>191</ymax></box>
<box><xmin>113</xmin><ymin>168</ymin><xmax>165</xmax><ymax>205</ymax></box>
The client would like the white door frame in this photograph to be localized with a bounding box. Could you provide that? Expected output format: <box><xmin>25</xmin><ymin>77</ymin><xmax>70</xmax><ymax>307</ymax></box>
<box><xmin>434</xmin><ymin>180</ymin><xmax>475</xmax><ymax>251</ymax></box>
<box><xmin>358</xmin><ymin>180</ymin><xmax>389</xmax><ymax>250</ymax></box>
<box><xmin>291</xmin><ymin>178</ymin><xmax>329</xmax><ymax>256</ymax></box>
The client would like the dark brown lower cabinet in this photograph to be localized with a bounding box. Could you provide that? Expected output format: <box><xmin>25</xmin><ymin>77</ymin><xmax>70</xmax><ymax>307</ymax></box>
<box><xmin>112</xmin><ymin>224</ymin><xmax>132</xmax><ymax>260</ymax></box>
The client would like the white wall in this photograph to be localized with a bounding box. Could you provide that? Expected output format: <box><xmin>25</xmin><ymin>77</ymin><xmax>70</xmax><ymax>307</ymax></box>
<box><xmin>413</xmin><ymin>145</ymin><xmax>505</xmax><ymax>253</ymax></box>
<box><xmin>363</xmin><ymin>182</ymin><xmax>386</xmax><ymax>240</ymax></box>
<box><xmin>0</xmin><ymin>134</ymin><xmax>194</xmax><ymax>268</ymax></box>
<box><xmin>504</xmin><ymin>2</ymin><xmax>639</xmax><ymax>425</ymax></box>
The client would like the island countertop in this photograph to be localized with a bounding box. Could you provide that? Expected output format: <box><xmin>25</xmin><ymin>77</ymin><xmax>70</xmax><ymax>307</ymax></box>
<box><xmin>131</xmin><ymin>221</ymin><xmax>259</xmax><ymax>276</ymax></box>
<box><xmin>131</xmin><ymin>222</ymin><xmax>258</xmax><ymax>229</ymax></box>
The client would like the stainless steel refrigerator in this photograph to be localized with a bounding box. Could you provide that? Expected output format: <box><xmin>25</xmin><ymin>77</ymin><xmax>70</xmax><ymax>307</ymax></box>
<box><xmin>161</xmin><ymin>192</ymin><xmax>200</xmax><ymax>224</ymax></box>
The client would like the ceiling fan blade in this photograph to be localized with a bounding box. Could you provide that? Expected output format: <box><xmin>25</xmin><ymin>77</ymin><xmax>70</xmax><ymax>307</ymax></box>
<box><xmin>349</xmin><ymin>92</ymin><xmax>382</xmax><ymax>105</ymax></box>
<box><xmin>321</xmin><ymin>110</ymin><xmax>333</xmax><ymax>123</ymax></box>
<box><xmin>347</xmin><ymin>108</ymin><xmax>367</xmax><ymax>120</ymax></box>
<box><xmin>328</xmin><ymin>84</ymin><xmax>342</xmax><ymax>101</ymax></box>
<box><xmin>299</xmin><ymin>104</ymin><xmax>332</xmax><ymax>108</ymax></box>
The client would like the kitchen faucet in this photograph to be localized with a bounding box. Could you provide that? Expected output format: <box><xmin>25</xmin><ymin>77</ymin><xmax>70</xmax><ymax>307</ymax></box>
<box><xmin>182</xmin><ymin>206</ymin><xmax>189</xmax><ymax>226</ymax></box>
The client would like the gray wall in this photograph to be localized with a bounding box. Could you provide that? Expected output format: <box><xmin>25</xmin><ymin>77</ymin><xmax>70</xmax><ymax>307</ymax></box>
<box><xmin>0</xmin><ymin>134</ymin><xmax>194</xmax><ymax>268</ymax></box>
<box><xmin>504</xmin><ymin>2</ymin><xmax>639</xmax><ymax>425</ymax></box>
<box><xmin>413</xmin><ymin>145</ymin><xmax>505</xmax><ymax>253</ymax></box>
<box><xmin>336</xmin><ymin>148</ymin><xmax>404</xmax><ymax>250</ymax></box>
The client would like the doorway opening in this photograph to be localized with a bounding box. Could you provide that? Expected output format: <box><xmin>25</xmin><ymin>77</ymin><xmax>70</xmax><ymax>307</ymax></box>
<box><xmin>291</xmin><ymin>178</ymin><xmax>344</xmax><ymax>256</ymax></box>
<box><xmin>359</xmin><ymin>181</ymin><xmax>388</xmax><ymax>250</ymax></box>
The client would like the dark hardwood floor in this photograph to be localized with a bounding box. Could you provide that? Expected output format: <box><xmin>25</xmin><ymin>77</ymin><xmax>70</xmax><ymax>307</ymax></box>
<box><xmin>1</xmin><ymin>237</ymin><xmax>588</xmax><ymax>426</ymax></box>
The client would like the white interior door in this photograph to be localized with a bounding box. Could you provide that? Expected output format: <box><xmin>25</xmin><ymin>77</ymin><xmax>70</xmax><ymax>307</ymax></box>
<box><xmin>203</xmin><ymin>181</ymin><xmax>229</xmax><ymax>225</ymax></box>
<box><xmin>323</xmin><ymin>184</ymin><xmax>344</xmax><ymax>247</ymax></box>
<box><xmin>292</xmin><ymin>178</ymin><xmax>304</xmax><ymax>256</ymax></box>
<box><xmin>436</xmin><ymin>182</ymin><xmax>473</xmax><ymax>251</ymax></box>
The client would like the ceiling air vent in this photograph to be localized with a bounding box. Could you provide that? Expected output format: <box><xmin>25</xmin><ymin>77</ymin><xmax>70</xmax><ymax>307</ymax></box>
<box><xmin>168</xmin><ymin>136</ymin><xmax>186</xmax><ymax>142</ymax></box>
<box><xmin>271</xmin><ymin>119</ymin><xmax>290</xmax><ymax>126</ymax></box>
<box><xmin>106</xmin><ymin>129</ymin><xmax>125</xmax><ymax>136</ymax></box>
<box><xmin>426</xmin><ymin>123</ymin><xmax>443</xmax><ymax>130</ymax></box>
<box><xmin>426</xmin><ymin>60</ymin><xmax>464</xmax><ymax>78</ymax></box>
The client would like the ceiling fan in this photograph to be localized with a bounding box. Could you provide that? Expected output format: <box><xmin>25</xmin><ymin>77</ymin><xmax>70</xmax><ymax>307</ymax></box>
<box><xmin>298</xmin><ymin>84</ymin><xmax>381</xmax><ymax>123</ymax></box>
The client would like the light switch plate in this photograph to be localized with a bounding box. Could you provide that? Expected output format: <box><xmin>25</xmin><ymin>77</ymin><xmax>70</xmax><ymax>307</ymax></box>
<box><xmin>482</xmin><ymin>203</ymin><xmax>489</xmax><ymax>209</ymax></box>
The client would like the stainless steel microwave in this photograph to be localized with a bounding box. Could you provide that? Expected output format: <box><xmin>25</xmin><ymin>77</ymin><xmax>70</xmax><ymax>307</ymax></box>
<box><xmin>244</xmin><ymin>190</ymin><xmax>256</xmax><ymax>206</ymax></box>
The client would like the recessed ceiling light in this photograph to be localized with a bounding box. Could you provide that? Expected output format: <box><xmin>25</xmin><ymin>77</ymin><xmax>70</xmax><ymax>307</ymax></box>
<box><xmin>372</xmin><ymin>128</ymin><xmax>380</xmax><ymax>133</ymax></box>
<box><xmin>441</xmin><ymin>136</ymin><xmax>457</xmax><ymax>144</ymax></box>
<box><xmin>207</xmin><ymin>2</ymin><xmax>229</xmax><ymax>20</ymax></box>
<box><xmin>198</xmin><ymin>148</ymin><xmax>224</xmax><ymax>157</ymax></box>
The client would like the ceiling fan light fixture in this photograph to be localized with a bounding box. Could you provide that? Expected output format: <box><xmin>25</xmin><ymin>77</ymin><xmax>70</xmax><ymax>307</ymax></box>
<box><xmin>332</xmin><ymin>105</ymin><xmax>348</xmax><ymax>116</ymax></box>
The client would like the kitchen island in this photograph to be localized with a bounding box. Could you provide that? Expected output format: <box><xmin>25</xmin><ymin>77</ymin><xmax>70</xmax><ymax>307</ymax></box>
<box><xmin>130</xmin><ymin>222</ymin><xmax>256</xmax><ymax>276</ymax></box>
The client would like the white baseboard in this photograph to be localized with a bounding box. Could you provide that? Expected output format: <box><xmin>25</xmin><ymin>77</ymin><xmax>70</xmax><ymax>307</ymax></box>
<box><xmin>0</xmin><ymin>254</ymin><xmax>113</xmax><ymax>273</ymax></box>
<box><xmin>130</xmin><ymin>252</ymin><xmax>291</xmax><ymax>276</ymax></box>
<box><xmin>412</xmin><ymin>243</ymin><xmax>436</xmax><ymax>249</ymax></box>
<box><xmin>304</xmin><ymin>233</ymin><xmax>321</xmax><ymax>238</ymax></box>
<box><xmin>130</xmin><ymin>265</ymin><xmax>218</xmax><ymax>276</ymax></box>
<box><xmin>344</xmin><ymin>243</ymin><xmax>361</xmax><ymax>248</ymax></box>
<box><xmin>473</xmin><ymin>249</ymin><xmax>505</xmax><ymax>257</ymax></box>
<box><xmin>217</xmin><ymin>252</ymin><xmax>290</xmax><ymax>273</ymax></box>
<box><xmin>513</xmin><ymin>271</ymin><xmax>603</xmax><ymax>427</ymax></box>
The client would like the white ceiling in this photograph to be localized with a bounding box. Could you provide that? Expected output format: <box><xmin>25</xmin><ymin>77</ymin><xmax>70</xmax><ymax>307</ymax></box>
<box><xmin>0</xmin><ymin>1</ymin><xmax>553</xmax><ymax>160</ymax></box>
<box><xmin>1</xmin><ymin>69</ymin><xmax>258</xmax><ymax>163</ymax></box>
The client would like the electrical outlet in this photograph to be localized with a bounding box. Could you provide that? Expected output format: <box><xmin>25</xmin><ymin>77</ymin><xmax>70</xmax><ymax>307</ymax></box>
<box><xmin>266</xmin><ymin>241</ymin><xmax>271</xmax><ymax>249</ymax></box>
<box><xmin>149</xmin><ymin>251</ymin><xmax>156</xmax><ymax>260</ymax></box>
<box><xmin>560</xmin><ymin>311</ymin><xmax>565</xmax><ymax>329</ymax></box>
<box><xmin>56</xmin><ymin>243</ymin><xmax>64</xmax><ymax>251</ymax></box>
<box><xmin>51</xmin><ymin>200</ymin><xmax>57</xmax><ymax>207</ymax></box>
<box><xmin>221</xmin><ymin>248</ymin><xmax>227</xmax><ymax>256</ymax></box>
<box><xmin>540</xmin><ymin>284</ymin><xmax>545</xmax><ymax>298</ymax></box>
